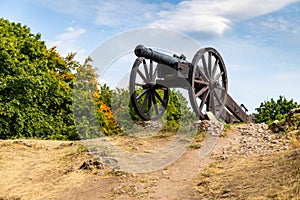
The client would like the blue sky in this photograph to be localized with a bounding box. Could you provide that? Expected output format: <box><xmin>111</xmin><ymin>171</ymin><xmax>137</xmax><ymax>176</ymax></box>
<box><xmin>1</xmin><ymin>0</ymin><xmax>300</xmax><ymax>113</ymax></box>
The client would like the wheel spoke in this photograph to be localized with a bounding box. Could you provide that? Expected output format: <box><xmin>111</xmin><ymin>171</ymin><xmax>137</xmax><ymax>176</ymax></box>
<box><xmin>213</xmin><ymin>90</ymin><xmax>222</xmax><ymax>105</ymax></box>
<box><xmin>151</xmin><ymin>91</ymin><xmax>159</xmax><ymax>115</ymax></box>
<box><xmin>154</xmin><ymin>90</ymin><xmax>164</xmax><ymax>104</ymax></box>
<box><xmin>137</xmin><ymin>69</ymin><xmax>148</xmax><ymax>83</ymax></box>
<box><xmin>214</xmin><ymin>72</ymin><xmax>224</xmax><ymax>81</ymax></box>
<box><xmin>216</xmin><ymin>86</ymin><xmax>226</xmax><ymax>91</ymax></box>
<box><xmin>199</xmin><ymin>90</ymin><xmax>210</xmax><ymax>111</ymax></box>
<box><xmin>196</xmin><ymin>65</ymin><xmax>209</xmax><ymax>83</ymax></box>
<box><xmin>136</xmin><ymin>89</ymin><xmax>148</xmax><ymax>100</ymax></box>
<box><xmin>194</xmin><ymin>79</ymin><xmax>209</xmax><ymax>85</ymax></box>
<box><xmin>208</xmin><ymin>53</ymin><xmax>212</xmax><ymax>78</ymax></box>
<box><xmin>143</xmin><ymin>60</ymin><xmax>151</xmax><ymax>81</ymax></box>
<box><xmin>150</xmin><ymin>60</ymin><xmax>153</xmax><ymax>82</ymax></box>
<box><xmin>202</xmin><ymin>55</ymin><xmax>210</xmax><ymax>79</ymax></box>
<box><xmin>141</xmin><ymin>92</ymin><xmax>150</xmax><ymax>112</ymax></box>
<box><xmin>195</xmin><ymin>86</ymin><xmax>209</xmax><ymax>97</ymax></box>
<box><xmin>153</xmin><ymin>68</ymin><xmax>158</xmax><ymax>81</ymax></box>
<box><xmin>212</xmin><ymin>59</ymin><xmax>218</xmax><ymax>78</ymax></box>
<box><xmin>148</xmin><ymin>91</ymin><xmax>152</xmax><ymax>112</ymax></box>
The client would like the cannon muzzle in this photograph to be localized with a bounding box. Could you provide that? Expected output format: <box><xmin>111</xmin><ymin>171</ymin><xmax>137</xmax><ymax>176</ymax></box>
<box><xmin>134</xmin><ymin>44</ymin><xmax>179</xmax><ymax>66</ymax></box>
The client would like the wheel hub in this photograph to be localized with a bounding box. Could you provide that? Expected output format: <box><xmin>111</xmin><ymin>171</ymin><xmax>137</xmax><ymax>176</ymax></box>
<box><xmin>209</xmin><ymin>80</ymin><xmax>218</xmax><ymax>90</ymax></box>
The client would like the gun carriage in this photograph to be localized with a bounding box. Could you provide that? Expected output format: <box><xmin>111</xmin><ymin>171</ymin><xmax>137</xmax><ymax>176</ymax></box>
<box><xmin>129</xmin><ymin>44</ymin><xmax>252</xmax><ymax>123</ymax></box>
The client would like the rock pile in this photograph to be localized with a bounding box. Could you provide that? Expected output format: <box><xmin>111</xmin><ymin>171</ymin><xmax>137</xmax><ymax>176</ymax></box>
<box><xmin>194</xmin><ymin>112</ymin><xmax>225</xmax><ymax>136</ymax></box>
<box><xmin>135</xmin><ymin>121</ymin><xmax>162</xmax><ymax>129</ymax></box>
<box><xmin>220</xmin><ymin>123</ymin><xmax>291</xmax><ymax>159</ymax></box>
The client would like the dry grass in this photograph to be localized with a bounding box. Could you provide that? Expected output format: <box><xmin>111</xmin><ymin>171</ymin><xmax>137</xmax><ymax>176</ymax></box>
<box><xmin>195</xmin><ymin>148</ymin><xmax>300</xmax><ymax>199</ymax></box>
<box><xmin>0</xmin><ymin>140</ymin><xmax>92</xmax><ymax>200</ymax></box>
<box><xmin>0</xmin><ymin>133</ymin><xmax>184</xmax><ymax>200</ymax></box>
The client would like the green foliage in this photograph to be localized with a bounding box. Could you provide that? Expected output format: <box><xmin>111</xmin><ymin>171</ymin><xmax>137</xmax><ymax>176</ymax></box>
<box><xmin>0</xmin><ymin>18</ymin><xmax>77</xmax><ymax>140</ymax></box>
<box><xmin>111</xmin><ymin>88</ymin><xmax>137</xmax><ymax>131</ymax></box>
<box><xmin>99</xmin><ymin>84</ymin><xmax>112</xmax><ymax>107</ymax></box>
<box><xmin>161</xmin><ymin>89</ymin><xmax>197</xmax><ymax>132</ymax></box>
<box><xmin>73</xmin><ymin>57</ymin><xmax>121</xmax><ymax>138</ymax></box>
<box><xmin>111</xmin><ymin>87</ymin><xmax>196</xmax><ymax>133</ymax></box>
<box><xmin>254</xmin><ymin>96</ymin><xmax>299</xmax><ymax>125</ymax></box>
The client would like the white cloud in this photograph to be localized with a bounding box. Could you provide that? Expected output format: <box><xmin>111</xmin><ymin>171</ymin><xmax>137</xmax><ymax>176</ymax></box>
<box><xmin>47</xmin><ymin>26</ymin><xmax>87</xmax><ymax>61</ymax></box>
<box><xmin>92</xmin><ymin>0</ymin><xmax>171</xmax><ymax>28</ymax></box>
<box><xmin>47</xmin><ymin>39</ymin><xmax>86</xmax><ymax>61</ymax></box>
<box><xmin>260</xmin><ymin>16</ymin><xmax>300</xmax><ymax>34</ymax></box>
<box><xmin>58</xmin><ymin>26</ymin><xmax>86</xmax><ymax>40</ymax></box>
<box><xmin>37</xmin><ymin>0</ymin><xmax>168</xmax><ymax>28</ymax></box>
<box><xmin>150</xmin><ymin>0</ymin><xmax>299</xmax><ymax>35</ymax></box>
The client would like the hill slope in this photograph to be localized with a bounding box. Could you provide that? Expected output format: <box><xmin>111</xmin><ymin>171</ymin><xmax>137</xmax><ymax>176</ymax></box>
<box><xmin>0</xmin><ymin>124</ymin><xmax>299</xmax><ymax>200</ymax></box>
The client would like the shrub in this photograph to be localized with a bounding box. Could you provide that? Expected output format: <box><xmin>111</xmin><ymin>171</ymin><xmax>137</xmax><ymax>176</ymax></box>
<box><xmin>111</xmin><ymin>87</ymin><xmax>196</xmax><ymax>133</ymax></box>
<box><xmin>254</xmin><ymin>96</ymin><xmax>298</xmax><ymax>125</ymax></box>
<box><xmin>0</xmin><ymin>18</ymin><xmax>77</xmax><ymax>140</ymax></box>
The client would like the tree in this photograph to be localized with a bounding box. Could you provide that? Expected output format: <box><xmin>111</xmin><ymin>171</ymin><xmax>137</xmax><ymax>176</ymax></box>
<box><xmin>99</xmin><ymin>84</ymin><xmax>112</xmax><ymax>107</ymax></box>
<box><xmin>254</xmin><ymin>95</ymin><xmax>299</xmax><ymax>124</ymax></box>
<box><xmin>73</xmin><ymin>57</ymin><xmax>121</xmax><ymax>138</ymax></box>
<box><xmin>0</xmin><ymin>18</ymin><xmax>79</xmax><ymax>139</ymax></box>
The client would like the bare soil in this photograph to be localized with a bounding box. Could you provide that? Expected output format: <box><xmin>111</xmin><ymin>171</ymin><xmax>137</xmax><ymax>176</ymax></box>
<box><xmin>0</xmin><ymin>124</ymin><xmax>299</xmax><ymax>200</ymax></box>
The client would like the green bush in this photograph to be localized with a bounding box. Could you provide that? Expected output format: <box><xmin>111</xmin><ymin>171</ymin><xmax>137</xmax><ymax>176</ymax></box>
<box><xmin>254</xmin><ymin>96</ymin><xmax>298</xmax><ymax>125</ymax></box>
<box><xmin>111</xmin><ymin>87</ymin><xmax>196</xmax><ymax>133</ymax></box>
<box><xmin>0</xmin><ymin>18</ymin><xmax>77</xmax><ymax>140</ymax></box>
<box><xmin>161</xmin><ymin>89</ymin><xmax>197</xmax><ymax>132</ymax></box>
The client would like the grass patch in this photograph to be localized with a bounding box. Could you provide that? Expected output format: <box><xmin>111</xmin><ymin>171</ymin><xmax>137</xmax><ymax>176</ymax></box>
<box><xmin>189</xmin><ymin>144</ymin><xmax>201</xmax><ymax>149</ymax></box>
<box><xmin>153</xmin><ymin>131</ymin><xmax>177</xmax><ymax>139</ymax></box>
<box><xmin>223</xmin><ymin>124</ymin><xmax>231</xmax><ymax>132</ymax></box>
<box><xmin>195</xmin><ymin>149</ymin><xmax>300</xmax><ymax>199</ymax></box>
<box><xmin>77</xmin><ymin>144</ymin><xmax>89</xmax><ymax>154</ymax></box>
<box><xmin>108</xmin><ymin>170</ymin><xmax>128</xmax><ymax>177</ymax></box>
<box><xmin>189</xmin><ymin>130</ymin><xmax>208</xmax><ymax>149</ymax></box>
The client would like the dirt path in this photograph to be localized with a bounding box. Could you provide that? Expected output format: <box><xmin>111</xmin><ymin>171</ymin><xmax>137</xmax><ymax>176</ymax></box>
<box><xmin>56</xmin><ymin>128</ymin><xmax>239</xmax><ymax>200</ymax></box>
<box><xmin>148</xmin><ymin>132</ymin><xmax>236</xmax><ymax>200</ymax></box>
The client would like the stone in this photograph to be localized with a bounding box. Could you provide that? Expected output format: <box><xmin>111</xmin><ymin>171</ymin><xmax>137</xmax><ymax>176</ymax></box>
<box><xmin>258</xmin><ymin>128</ymin><xmax>264</xmax><ymax>133</ymax></box>
<box><xmin>79</xmin><ymin>159</ymin><xmax>105</xmax><ymax>170</ymax></box>
<box><xmin>93</xmin><ymin>160</ymin><xmax>104</xmax><ymax>169</ymax></box>
<box><xmin>79</xmin><ymin>160</ymin><xmax>93</xmax><ymax>170</ymax></box>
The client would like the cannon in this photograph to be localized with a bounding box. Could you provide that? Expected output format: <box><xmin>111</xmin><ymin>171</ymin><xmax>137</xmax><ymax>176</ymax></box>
<box><xmin>129</xmin><ymin>44</ymin><xmax>252</xmax><ymax>123</ymax></box>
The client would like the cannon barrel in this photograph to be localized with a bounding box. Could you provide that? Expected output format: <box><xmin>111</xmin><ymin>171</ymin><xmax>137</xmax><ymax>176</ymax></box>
<box><xmin>134</xmin><ymin>44</ymin><xmax>180</xmax><ymax>66</ymax></box>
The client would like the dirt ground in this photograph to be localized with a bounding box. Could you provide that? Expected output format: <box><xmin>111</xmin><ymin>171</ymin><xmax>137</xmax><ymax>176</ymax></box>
<box><xmin>0</xmin><ymin>124</ymin><xmax>299</xmax><ymax>200</ymax></box>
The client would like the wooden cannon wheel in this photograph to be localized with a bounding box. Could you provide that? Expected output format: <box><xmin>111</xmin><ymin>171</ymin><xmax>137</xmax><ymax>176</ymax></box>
<box><xmin>189</xmin><ymin>47</ymin><xmax>228</xmax><ymax>120</ymax></box>
<box><xmin>129</xmin><ymin>57</ymin><xmax>169</xmax><ymax>120</ymax></box>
